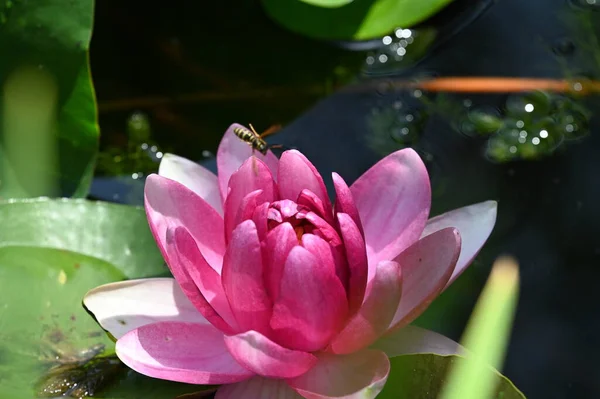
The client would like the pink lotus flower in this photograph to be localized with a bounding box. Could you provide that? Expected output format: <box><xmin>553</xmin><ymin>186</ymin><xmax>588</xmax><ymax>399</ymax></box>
<box><xmin>84</xmin><ymin>124</ymin><xmax>497</xmax><ymax>398</ymax></box>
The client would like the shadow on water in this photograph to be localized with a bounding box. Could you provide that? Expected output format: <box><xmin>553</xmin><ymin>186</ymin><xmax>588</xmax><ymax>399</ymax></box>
<box><xmin>89</xmin><ymin>0</ymin><xmax>600</xmax><ymax>398</ymax></box>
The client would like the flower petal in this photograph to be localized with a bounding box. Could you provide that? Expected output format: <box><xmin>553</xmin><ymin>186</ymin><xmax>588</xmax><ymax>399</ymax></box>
<box><xmin>373</xmin><ymin>325</ymin><xmax>464</xmax><ymax>357</ymax></box>
<box><xmin>224</xmin><ymin>330</ymin><xmax>317</xmax><ymax>379</ymax></box>
<box><xmin>170</xmin><ymin>228</ymin><xmax>238</xmax><ymax>334</ymax></box>
<box><xmin>145</xmin><ymin>174</ymin><xmax>226</xmax><ymax>272</ymax></box>
<box><xmin>158</xmin><ymin>153</ymin><xmax>223</xmax><ymax>216</ymax></box>
<box><xmin>422</xmin><ymin>200</ymin><xmax>498</xmax><ymax>288</ymax></box>
<box><xmin>387</xmin><ymin>227</ymin><xmax>461</xmax><ymax>333</ymax></box>
<box><xmin>262</xmin><ymin>222</ymin><xmax>298</xmax><ymax>301</ymax></box>
<box><xmin>329</xmin><ymin>261</ymin><xmax>402</xmax><ymax>355</ymax></box>
<box><xmin>116</xmin><ymin>321</ymin><xmax>254</xmax><ymax>384</ymax></box>
<box><xmin>224</xmin><ymin>157</ymin><xmax>277</xmax><ymax>242</ymax></box>
<box><xmin>217</xmin><ymin>123</ymin><xmax>279</xmax><ymax>202</ymax></box>
<box><xmin>350</xmin><ymin>149</ymin><xmax>431</xmax><ymax>271</ymax></box>
<box><xmin>301</xmin><ymin>233</ymin><xmax>347</xmax><ymax>292</ymax></box>
<box><xmin>270</xmin><ymin>246</ymin><xmax>348</xmax><ymax>352</ymax></box>
<box><xmin>83</xmin><ymin>278</ymin><xmax>208</xmax><ymax>340</ymax></box>
<box><xmin>222</xmin><ymin>220</ymin><xmax>272</xmax><ymax>334</ymax></box>
<box><xmin>297</xmin><ymin>189</ymin><xmax>334</xmax><ymax>225</ymax></box>
<box><xmin>287</xmin><ymin>350</ymin><xmax>390</xmax><ymax>399</ymax></box>
<box><xmin>337</xmin><ymin>213</ymin><xmax>368</xmax><ymax>313</ymax></box>
<box><xmin>332</xmin><ymin>172</ymin><xmax>363</xmax><ymax>235</ymax></box>
<box><xmin>253</xmin><ymin>202</ymin><xmax>271</xmax><ymax>241</ymax></box>
<box><xmin>278</xmin><ymin>150</ymin><xmax>332</xmax><ymax>211</ymax></box>
<box><xmin>216</xmin><ymin>377</ymin><xmax>303</xmax><ymax>399</ymax></box>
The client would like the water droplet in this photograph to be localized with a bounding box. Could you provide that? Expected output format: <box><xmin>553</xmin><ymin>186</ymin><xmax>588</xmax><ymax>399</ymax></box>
<box><xmin>505</xmin><ymin>91</ymin><xmax>552</xmax><ymax>117</ymax></box>
<box><xmin>569</xmin><ymin>0</ymin><xmax>600</xmax><ymax>10</ymax></box>
<box><xmin>127</xmin><ymin>111</ymin><xmax>151</xmax><ymax>142</ymax></box>
<box><xmin>467</xmin><ymin>106</ymin><xmax>503</xmax><ymax>134</ymax></box>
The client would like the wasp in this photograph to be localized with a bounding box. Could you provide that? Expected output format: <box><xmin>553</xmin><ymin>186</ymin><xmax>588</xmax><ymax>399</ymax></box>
<box><xmin>233</xmin><ymin>124</ymin><xmax>282</xmax><ymax>155</ymax></box>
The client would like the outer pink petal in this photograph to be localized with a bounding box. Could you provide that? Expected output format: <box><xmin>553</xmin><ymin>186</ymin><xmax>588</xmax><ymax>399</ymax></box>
<box><xmin>373</xmin><ymin>325</ymin><xmax>464</xmax><ymax>357</ymax></box>
<box><xmin>222</xmin><ymin>220</ymin><xmax>272</xmax><ymax>334</ymax></box>
<box><xmin>350</xmin><ymin>149</ymin><xmax>431</xmax><ymax>271</ymax></box>
<box><xmin>217</xmin><ymin>123</ymin><xmax>279</xmax><ymax>202</ymax></box>
<box><xmin>224</xmin><ymin>330</ymin><xmax>317</xmax><ymax>379</ymax></box>
<box><xmin>278</xmin><ymin>150</ymin><xmax>332</xmax><ymax>211</ymax></box>
<box><xmin>145</xmin><ymin>174</ymin><xmax>226</xmax><ymax>272</ymax></box>
<box><xmin>223</xmin><ymin>157</ymin><xmax>277</xmax><ymax>242</ymax></box>
<box><xmin>262</xmin><ymin>223</ymin><xmax>298</xmax><ymax>301</ymax></box>
<box><xmin>287</xmin><ymin>350</ymin><xmax>390</xmax><ymax>399</ymax></box>
<box><xmin>158</xmin><ymin>153</ymin><xmax>223</xmax><ymax>216</ymax></box>
<box><xmin>337</xmin><ymin>213</ymin><xmax>368</xmax><ymax>313</ymax></box>
<box><xmin>329</xmin><ymin>261</ymin><xmax>402</xmax><ymax>355</ymax></box>
<box><xmin>170</xmin><ymin>228</ymin><xmax>238</xmax><ymax>334</ymax></box>
<box><xmin>83</xmin><ymin>278</ymin><xmax>208</xmax><ymax>340</ymax></box>
<box><xmin>270</xmin><ymin>246</ymin><xmax>348</xmax><ymax>352</ymax></box>
<box><xmin>216</xmin><ymin>377</ymin><xmax>304</xmax><ymax>399</ymax></box>
<box><xmin>116</xmin><ymin>321</ymin><xmax>254</xmax><ymax>384</ymax></box>
<box><xmin>422</xmin><ymin>200</ymin><xmax>498</xmax><ymax>288</ymax></box>
<box><xmin>387</xmin><ymin>227</ymin><xmax>461</xmax><ymax>333</ymax></box>
<box><xmin>332</xmin><ymin>172</ymin><xmax>363</xmax><ymax>235</ymax></box>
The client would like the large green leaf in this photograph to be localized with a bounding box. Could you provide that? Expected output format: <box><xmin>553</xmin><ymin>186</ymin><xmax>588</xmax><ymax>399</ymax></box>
<box><xmin>0</xmin><ymin>198</ymin><xmax>165</xmax><ymax>279</ymax></box>
<box><xmin>378</xmin><ymin>354</ymin><xmax>526</xmax><ymax>399</ymax></box>
<box><xmin>261</xmin><ymin>0</ymin><xmax>455</xmax><ymax>40</ymax></box>
<box><xmin>0</xmin><ymin>199</ymin><xmax>209</xmax><ymax>398</ymax></box>
<box><xmin>0</xmin><ymin>0</ymin><xmax>99</xmax><ymax>198</ymax></box>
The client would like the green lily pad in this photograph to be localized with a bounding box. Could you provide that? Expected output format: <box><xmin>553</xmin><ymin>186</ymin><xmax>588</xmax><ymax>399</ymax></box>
<box><xmin>378</xmin><ymin>354</ymin><xmax>525</xmax><ymax>399</ymax></box>
<box><xmin>0</xmin><ymin>0</ymin><xmax>99</xmax><ymax>198</ymax></box>
<box><xmin>0</xmin><ymin>199</ymin><xmax>208</xmax><ymax>398</ymax></box>
<box><xmin>0</xmin><ymin>198</ymin><xmax>165</xmax><ymax>279</ymax></box>
<box><xmin>261</xmin><ymin>0</ymin><xmax>455</xmax><ymax>40</ymax></box>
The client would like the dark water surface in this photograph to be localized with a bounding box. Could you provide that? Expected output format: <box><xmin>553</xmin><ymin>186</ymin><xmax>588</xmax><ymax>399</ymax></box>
<box><xmin>91</xmin><ymin>1</ymin><xmax>600</xmax><ymax>398</ymax></box>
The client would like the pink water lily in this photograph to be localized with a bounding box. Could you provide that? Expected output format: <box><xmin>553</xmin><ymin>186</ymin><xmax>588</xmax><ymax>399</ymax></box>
<box><xmin>84</xmin><ymin>123</ymin><xmax>497</xmax><ymax>398</ymax></box>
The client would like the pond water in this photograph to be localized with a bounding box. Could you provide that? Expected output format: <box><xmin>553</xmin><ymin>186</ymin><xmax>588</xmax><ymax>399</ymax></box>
<box><xmin>37</xmin><ymin>0</ymin><xmax>600</xmax><ymax>397</ymax></box>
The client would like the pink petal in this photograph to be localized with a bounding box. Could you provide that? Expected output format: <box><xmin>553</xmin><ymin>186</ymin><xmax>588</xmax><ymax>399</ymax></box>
<box><xmin>262</xmin><ymin>223</ymin><xmax>298</xmax><ymax>301</ymax></box>
<box><xmin>301</xmin><ymin>233</ymin><xmax>347</xmax><ymax>292</ymax></box>
<box><xmin>329</xmin><ymin>261</ymin><xmax>402</xmax><ymax>355</ymax></box>
<box><xmin>217</xmin><ymin>123</ymin><xmax>279</xmax><ymax>202</ymax></box>
<box><xmin>224</xmin><ymin>330</ymin><xmax>317</xmax><ymax>379</ymax></box>
<box><xmin>116</xmin><ymin>321</ymin><xmax>254</xmax><ymax>384</ymax></box>
<box><xmin>387</xmin><ymin>227</ymin><xmax>461</xmax><ymax>333</ymax></box>
<box><xmin>145</xmin><ymin>174</ymin><xmax>226</xmax><ymax>272</ymax></box>
<box><xmin>216</xmin><ymin>377</ymin><xmax>304</xmax><ymax>399</ymax></box>
<box><xmin>278</xmin><ymin>150</ymin><xmax>332</xmax><ymax>211</ymax></box>
<box><xmin>350</xmin><ymin>149</ymin><xmax>431</xmax><ymax>270</ymax></box>
<box><xmin>222</xmin><ymin>220</ymin><xmax>272</xmax><ymax>334</ymax></box>
<box><xmin>225</xmin><ymin>189</ymin><xmax>266</xmax><ymax>244</ymax></box>
<box><xmin>83</xmin><ymin>278</ymin><xmax>208</xmax><ymax>340</ymax></box>
<box><xmin>287</xmin><ymin>350</ymin><xmax>390</xmax><ymax>399</ymax></box>
<box><xmin>158</xmin><ymin>153</ymin><xmax>223</xmax><ymax>216</ymax></box>
<box><xmin>422</xmin><ymin>200</ymin><xmax>498</xmax><ymax>288</ymax></box>
<box><xmin>301</xmin><ymin>211</ymin><xmax>342</xmax><ymax>246</ymax></box>
<box><xmin>223</xmin><ymin>157</ymin><xmax>277</xmax><ymax>242</ymax></box>
<box><xmin>252</xmin><ymin>202</ymin><xmax>271</xmax><ymax>241</ymax></box>
<box><xmin>297</xmin><ymin>189</ymin><xmax>334</xmax><ymax>225</ymax></box>
<box><xmin>332</xmin><ymin>172</ymin><xmax>363</xmax><ymax>235</ymax></box>
<box><xmin>170</xmin><ymin>228</ymin><xmax>238</xmax><ymax>334</ymax></box>
<box><xmin>337</xmin><ymin>213</ymin><xmax>368</xmax><ymax>313</ymax></box>
<box><xmin>270</xmin><ymin>246</ymin><xmax>348</xmax><ymax>352</ymax></box>
<box><xmin>374</xmin><ymin>325</ymin><xmax>464</xmax><ymax>357</ymax></box>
